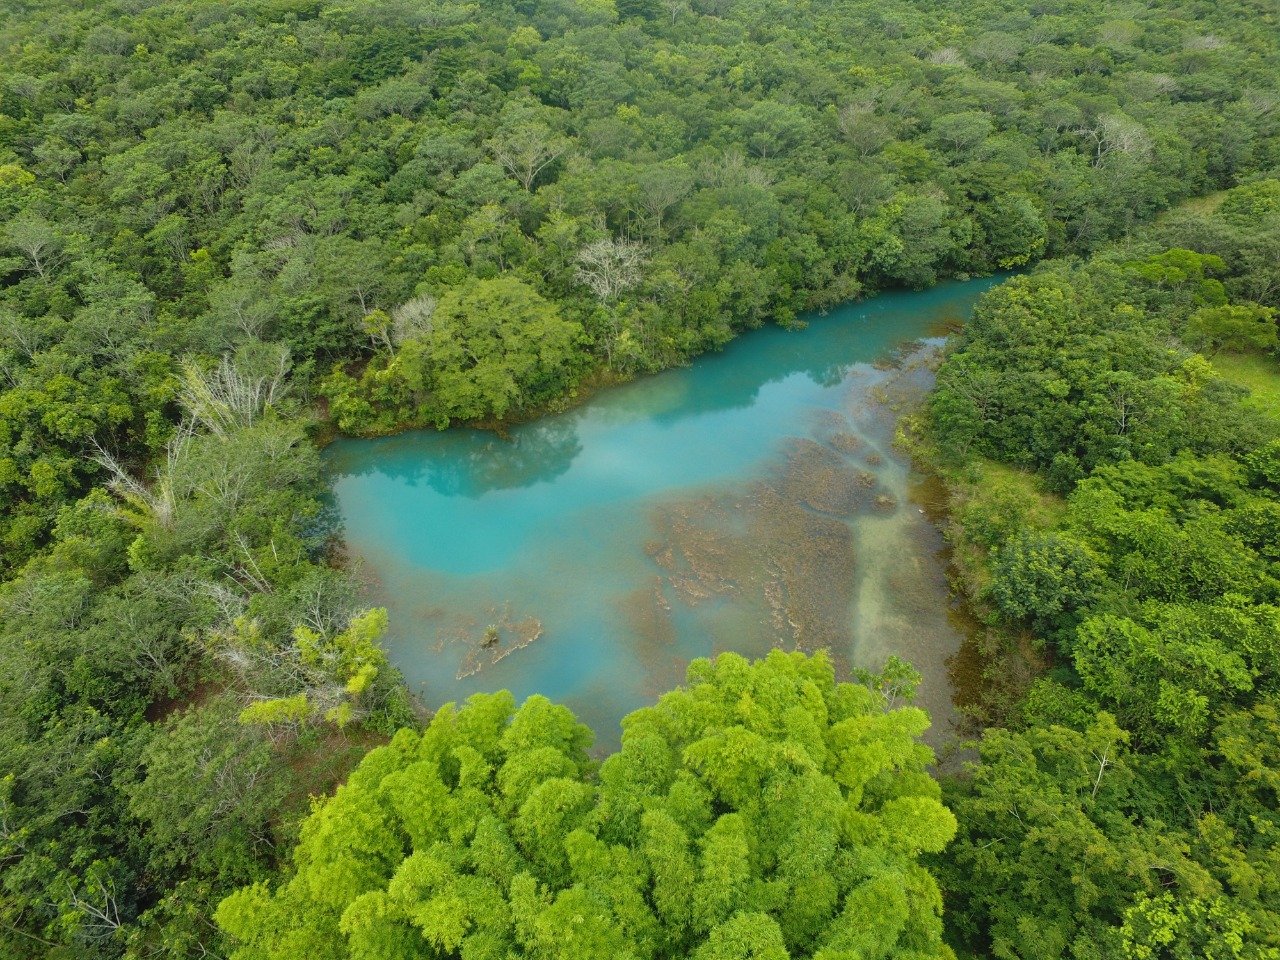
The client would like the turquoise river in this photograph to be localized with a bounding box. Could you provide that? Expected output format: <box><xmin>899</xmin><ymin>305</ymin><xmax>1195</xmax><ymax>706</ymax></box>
<box><xmin>325</xmin><ymin>277</ymin><xmax>1002</xmax><ymax>750</ymax></box>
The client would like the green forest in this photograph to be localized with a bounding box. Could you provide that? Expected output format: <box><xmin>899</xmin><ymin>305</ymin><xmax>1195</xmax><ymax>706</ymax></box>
<box><xmin>1</xmin><ymin>0</ymin><xmax>1279</xmax><ymax>956</ymax></box>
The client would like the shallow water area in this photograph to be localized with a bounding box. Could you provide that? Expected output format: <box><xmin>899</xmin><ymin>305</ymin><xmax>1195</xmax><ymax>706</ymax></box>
<box><xmin>325</xmin><ymin>278</ymin><xmax>1002</xmax><ymax>751</ymax></box>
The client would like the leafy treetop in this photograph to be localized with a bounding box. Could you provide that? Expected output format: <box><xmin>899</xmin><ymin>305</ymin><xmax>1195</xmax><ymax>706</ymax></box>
<box><xmin>217</xmin><ymin>650</ymin><xmax>957</xmax><ymax>960</ymax></box>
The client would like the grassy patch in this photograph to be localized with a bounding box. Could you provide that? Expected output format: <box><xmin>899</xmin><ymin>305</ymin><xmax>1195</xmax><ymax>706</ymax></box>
<box><xmin>1157</xmin><ymin>189</ymin><xmax>1230</xmax><ymax>223</ymax></box>
<box><xmin>1212</xmin><ymin>350</ymin><xmax>1280</xmax><ymax>428</ymax></box>
<box><xmin>967</xmin><ymin>460</ymin><xmax>1067</xmax><ymax>527</ymax></box>
<box><xmin>940</xmin><ymin>459</ymin><xmax>1067</xmax><ymax>602</ymax></box>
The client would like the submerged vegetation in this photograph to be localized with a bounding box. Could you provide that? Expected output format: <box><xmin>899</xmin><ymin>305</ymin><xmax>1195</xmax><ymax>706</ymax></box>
<box><xmin>0</xmin><ymin>0</ymin><xmax>1278</xmax><ymax>955</ymax></box>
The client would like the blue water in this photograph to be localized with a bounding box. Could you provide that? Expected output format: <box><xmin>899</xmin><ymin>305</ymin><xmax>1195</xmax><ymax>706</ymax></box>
<box><xmin>326</xmin><ymin>277</ymin><xmax>1002</xmax><ymax>747</ymax></box>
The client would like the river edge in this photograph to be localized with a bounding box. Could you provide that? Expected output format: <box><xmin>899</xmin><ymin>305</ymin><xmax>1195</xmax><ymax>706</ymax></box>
<box><xmin>307</xmin><ymin>273</ymin><xmax>1006</xmax><ymax>452</ymax></box>
<box><xmin>320</xmin><ymin>280</ymin><xmax>1007</xmax><ymax>761</ymax></box>
<box><xmin>848</xmin><ymin>334</ymin><xmax>998</xmax><ymax>761</ymax></box>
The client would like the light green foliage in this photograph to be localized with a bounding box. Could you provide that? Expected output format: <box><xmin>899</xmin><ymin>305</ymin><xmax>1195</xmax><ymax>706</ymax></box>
<box><xmin>950</xmin><ymin>464</ymin><xmax>1067</xmax><ymax>562</ymax></box>
<box><xmin>1125</xmin><ymin>249</ymin><xmax>1228</xmax><ymax>307</ymax></box>
<box><xmin>224</xmin><ymin>609</ymin><xmax>395</xmax><ymax>732</ymax></box>
<box><xmin>1217</xmin><ymin>182</ymin><xmax>1280</xmax><ymax>227</ymax></box>
<box><xmin>1120</xmin><ymin>893</ymin><xmax>1268</xmax><ymax>960</ymax></box>
<box><xmin>1213</xmin><ymin>352</ymin><xmax>1280</xmax><ymax>430</ymax></box>
<box><xmin>1073</xmin><ymin>604</ymin><xmax>1268</xmax><ymax>740</ymax></box>
<box><xmin>599</xmin><ymin>650</ymin><xmax>956</xmax><ymax>958</ymax></box>
<box><xmin>239</xmin><ymin>693</ymin><xmax>313</xmax><ymax>727</ymax></box>
<box><xmin>1190</xmin><ymin>304</ymin><xmax>1279</xmax><ymax>355</ymax></box>
<box><xmin>218</xmin><ymin>652</ymin><xmax>957</xmax><ymax>959</ymax></box>
<box><xmin>216</xmin><ymin>689</ymin><xmax>595</xmax><ymax>959</ymax></box>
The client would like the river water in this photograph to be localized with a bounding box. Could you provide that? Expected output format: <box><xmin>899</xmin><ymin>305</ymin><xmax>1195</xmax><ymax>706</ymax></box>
<box><xmin>325</xmin><ymin>277</ymin><xmax>1001</xmax><ymax>750</ymax></box>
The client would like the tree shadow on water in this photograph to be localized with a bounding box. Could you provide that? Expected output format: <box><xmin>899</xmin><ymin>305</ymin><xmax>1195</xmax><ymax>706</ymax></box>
<box><xmin>326</xmin><ymin>414</ymin><xmax>584</xmax><ymax>498</ymax></box>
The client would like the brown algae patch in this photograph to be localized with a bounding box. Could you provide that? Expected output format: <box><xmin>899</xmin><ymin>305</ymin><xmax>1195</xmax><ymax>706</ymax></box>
<box><xmin>619</xmin><ymin>579</ymin><xmax>693</xmax><ymax>701</ymax></box>
<box><xmin>776</xmin><ymin>438</ymin><xmax>874</xmax><ymax>517</ymax></box>
<box><xmin>642</xmin><ymin>435</ymin><xmax>870</xmax><ymax>658</ymax></box>
<box><xmin>753</xmin><ymin>485</ymin><xmax>856</xmax><ymax>653</ymax></box>
<box><xmin>811</xmin><ymin>408</ymin><xmax>854</xmax><ymax>435</ymax></box>
<box><xmin>809</xmin><ymin>409</ymin><xmax>868</xmax><ymax>459</ymax></box>
<box><xmin>441</xmin><ymin>603</ymin><xmax>544</xmax><ymax>679</ymax></box>
<box><xmin>827</xmin><ymin>432</ymin><xmax>864</xmax><ymax>455</ymax></box>
<box><xmin>619</xmin><ymin>577</ymin><xmax>676</xmax><ymax>661</ymax></box>
<box><xmin>646</xmin><ymin>495</ymin><xmax>746</xmax><ymax>606</ymax></box>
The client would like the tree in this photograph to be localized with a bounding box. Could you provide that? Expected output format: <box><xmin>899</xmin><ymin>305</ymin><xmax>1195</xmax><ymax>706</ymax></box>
<box><xmin>217</xmin><ymin>651</ymin><xmax>957</xmax><ymax>959</ymax></box>
<box><xmin>864</xmin><ymin>192</ymin><xmax>961</xmax><ymax>288</ymax></box>
<box><xmin>4</xmin><ymin>215</ymin><xmax>64</xmax><ymax>279</ymax></box>
<box><xmin>938</xmin><ymin>714</ymin><xmax>1209</xmax><ymax>960</ymax></box>
<box><xmin>220</xmin><ymin>608</ymin><xmax>394</xmax><ymax>734</ymax></box>
<box><xmin>929</xmin><ymin>259</ymin><xmax>1262</xmax><ymax>486</ymax></box>
<box><xmin>976</xmin><ymin>194</ymin><xmax>1048</xmax><ymax>269</ymax></box>
<box><xmin>1073</xmin><ymin>603</ymin><xmax>1266</xmax><ymax>742</ymax></box>
<box><xmin>394</xmin><ymin>275</ymin><xmax>582</xmax><ymax>423</ymax></box>
<box><xmin>930</xmin><ymin>111</ymin><xmax>993</xmax><ymax>157</ymax></box>
<box><xmin>836</xmin><ymin>104</ymin><xmax>891</xmax><ymax>159</ymax></box>
<box><xmin>177</xmin><ymin>343</ymin><xmax>291</xmax><ymax>440</ymax></box>
<box><xmin>988</xmin><ymin>530</ymin><xmax>1103</xmax><ymax>631</ymax></box>
<box><xmin>1076</xmin><ymin>114</ymin><xmax>1152</xmax><ymax>168</ymax></box>
<box><xmin>575</xmin><ymin>236</ymin><xmax>646</xmax><ymax>366</ymax></box>
<box><xmin>127</xmin><ymin>701</ymin><xmax>286</xmax><ymax>880</ymax></box>
<box><xmin>1125</xmin><ymin>249</ymin><xmax>1228</xmax><ymax>303</ymax></box>
<box><xmin>4</xmin><ymin>0</ymin><xmax>1280</xmax><ymax>952</ymax></box>
<box><xmin>489</xmin><ymin>123</ymin><xmax>571</xmax><ymax>192</ymax></box>
<box><xmin>575</xmin><ymin>237</ymin><xmax>646</xmax><ymax>306</ymax></box>
<box><xmin>735</xmin><ymin>101</ymin><xmax>811</xmax><ymax>159</ymax></box>
<box><xmin>1190</xmin><ymin>303</ymin><xmax>1278</xmax><ymax>354</ymax></box>
<box><xmin>390</xmin><ymin>294</ymin><xmax>437</xmax><ymax>347</ymax></box>
<box><xmin>634</xmin><ymin>165</ymin><xmax>693</xmax><ymax>240</ymax></box>
<box><xmin>659</xmin><ymin>0</ymin><xmax>689</xmax><ymax>23</ymax></box>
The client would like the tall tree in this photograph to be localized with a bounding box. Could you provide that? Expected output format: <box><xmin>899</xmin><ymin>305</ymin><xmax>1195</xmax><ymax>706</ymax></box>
<box><xmin>217</xmin><ymin>651</ymin><xmax>957</xmax><ymax>959</ymax></box>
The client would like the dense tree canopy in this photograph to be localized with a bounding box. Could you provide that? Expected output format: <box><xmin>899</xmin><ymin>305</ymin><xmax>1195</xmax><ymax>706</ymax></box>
<box><xmin>2</xmin><ymin>0</ymin><xmax>1280</xmax><ymax>954</ymax></box>
<box><xmin>326</xmin><ymin>274</ymin><xmax>583</xmax><ymax>431</ymax></box>
<box><xmin>926</xmin><ymin>180</ymin><xmax>1280</xmax><ymax>960</ymax></box>
<box><xmin>1</xmin><ymin>0</ymin><xmax>1277</xmax><ymax>450</ymax></box>
<box><xmin>217</xmin><ymin>651</ymin><xmax>957</xmax><ymax>960</ymax></box>
<box><xmin>930</xmin><ymin>250</ymin><xmax>1267</xmax><ymax>491</ymax></box>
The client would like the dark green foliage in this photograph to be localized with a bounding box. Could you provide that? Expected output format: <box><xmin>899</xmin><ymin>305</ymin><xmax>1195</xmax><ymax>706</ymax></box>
<box><xmin>927</xmin><ymin>180</ymin><xmax>1280</xmax><ymax>959</ymax></box>
<box><xmin>931</xmin><ymin>254</ymin><xmax>1270</xmax><ymax>490</ymax></box>
<box><xmin>940</xmin><ymin>713</ymin><xmax>1197</xmax><ymax>959</ymax></box>
<box><xmin>3</xmin><ymin>0</ymin><xmax>1277</xmax><ymax>450</ymax></box>
<box><xmin>989</xmin><ymin>530</ymin><xmax>1102</xmax><ymax>632</ymax></box>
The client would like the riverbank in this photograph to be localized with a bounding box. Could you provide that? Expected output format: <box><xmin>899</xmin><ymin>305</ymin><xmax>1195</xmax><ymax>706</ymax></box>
<box><xmin>324</xmin><ymin>277</ymin><xmax>1002</xmax><ymax>752</ymax></box>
